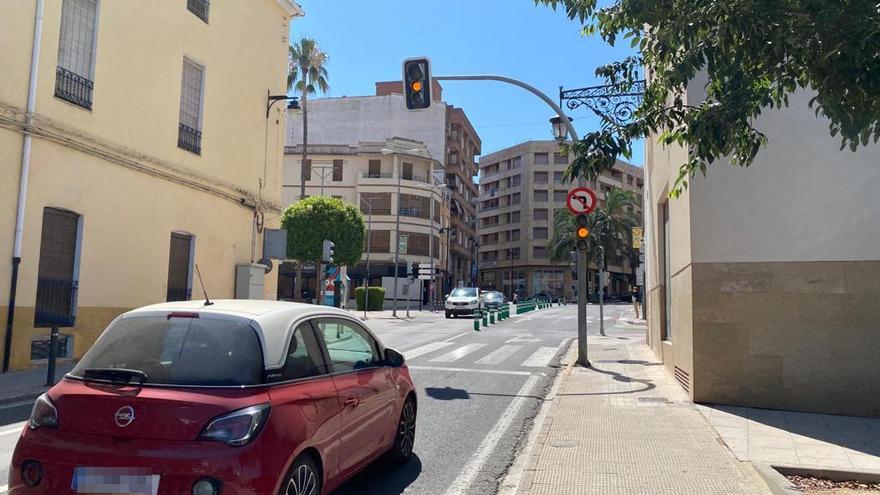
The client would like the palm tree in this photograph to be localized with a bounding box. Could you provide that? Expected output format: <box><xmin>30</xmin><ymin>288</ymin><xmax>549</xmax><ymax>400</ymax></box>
<box><xmin>288</xmin><ymin>38</ymin><xmax>330</xmax><ymax>200</ymax></box>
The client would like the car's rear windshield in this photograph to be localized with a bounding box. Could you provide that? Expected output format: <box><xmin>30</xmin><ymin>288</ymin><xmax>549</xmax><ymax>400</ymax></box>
<box><xmin>451</xmin><ymin>288</ymin><xmax>477</xmax><ymax>297</ymax></box>
<box><xmin>70</xmin><ymin>315</ymin><xmax>264</xmax><ymax>386</ymax></box>
<box><xmin>485</xmin><ymin>293</ymin><xmax>503</xmax><ymax>301</ymax></box>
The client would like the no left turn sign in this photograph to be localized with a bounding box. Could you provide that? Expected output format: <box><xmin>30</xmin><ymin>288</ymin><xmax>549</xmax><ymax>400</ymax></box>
<box><xmin>566</xmin><ymin>187</ymin><xmax>597</xmax><ymax>215</ymax></box>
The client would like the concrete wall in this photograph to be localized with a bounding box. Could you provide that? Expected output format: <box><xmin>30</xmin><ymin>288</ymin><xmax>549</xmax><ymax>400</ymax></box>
<box><xmin>286</xmin><ymin>95</ymin><xmax>449</xmax><ymax>165</ymax></box>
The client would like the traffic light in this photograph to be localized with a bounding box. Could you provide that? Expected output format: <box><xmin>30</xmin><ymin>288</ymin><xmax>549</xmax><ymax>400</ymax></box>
<box><xmin>321</xmin><ymin>239</ymin><xmax>335</xmax><ymax>264</ymax></box>
<box><xmin>575</xmin><ymin>214</ymin><xmax>590</xmax><ymax>251</ymax></box>
<box><xmin>410</xmin><ymin>262</ymin><xmax>418</xmax><ymax>279</ymax></box>
<box><xmin>403</xmin><ymin>57</ymin><xmax>431</xmax><ymax>110</ymax></box>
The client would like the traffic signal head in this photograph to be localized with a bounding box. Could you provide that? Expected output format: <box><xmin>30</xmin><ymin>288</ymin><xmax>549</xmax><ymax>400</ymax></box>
<box><xmin>575</xmin><ymin>214</ymin><xmax>590</xmax><ymax>251</ymax></box>
<box><xmin>322</xmin><ymin>239</ymin><xmax>335</xmax><ymax>264</ymax></box>
<box><xmin>411</xmin><ymin>263</ymin><xmax>419</xmax><ymax>279</ymax></box>
<box><xmin>403</xmin><ymin>58</ymin><xmax>431</xmax><ymax>110</ymax></box>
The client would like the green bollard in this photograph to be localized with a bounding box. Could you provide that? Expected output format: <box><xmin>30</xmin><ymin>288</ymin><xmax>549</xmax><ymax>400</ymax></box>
<box><xmin>483</xmin><ymin>311</ymin><xmax>489</xmax><ymax>327</ymax></box>
<box><xmin>490</xmin><ymin>310</ymin><xmax>496</xmax><ymax>324</ymax></box>
<box><xmin>473</xmin><ymin>310</ymin><xmax>480</xmax><ymax>331</ymax></box>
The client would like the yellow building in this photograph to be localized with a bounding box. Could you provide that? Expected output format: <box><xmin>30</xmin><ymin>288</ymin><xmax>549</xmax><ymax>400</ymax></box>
<box><xmin>0</xmin><ymin>0</ymin><xmax>303</xmax><ymax>371</ymax></box>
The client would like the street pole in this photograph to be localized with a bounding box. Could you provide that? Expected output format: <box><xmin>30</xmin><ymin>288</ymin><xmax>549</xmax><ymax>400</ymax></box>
<box><xmin>361</xmin><ymin>197</ymin><xmax>374</xmax><ymax>320</ymax></box>
<box><xmin>429</xmin><ymin>179</ymin><xmax>436</xmax><ymax>312</ymax></box>
<box><xmin>599</xmin><ymin>247</ymin><xmax>606</xmax><ymax>336</ymax></box>
<box><xmin>392</xmin><ymin>154</ymin><xmax>402</xmax><ymax>317</ymax></box>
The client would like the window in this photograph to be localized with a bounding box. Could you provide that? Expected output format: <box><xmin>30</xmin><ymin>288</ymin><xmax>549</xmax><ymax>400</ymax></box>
<box><xmin>166</xmin><ymin>232</ymin><xmax>193</xmax><ymax>302</ymax></box>
<box><xmin>554</xmin><ymin>152</ymin><xmax>568</xmax><ymax>165</ymax></box>
<box><xmin>178</xmin><ymin>58</ymin><xmax>204</xmax><ymax>154</ymax></box>
<box><xmin>402</xmin><ymin>162</ymin><xmax>413</xmax><ymax>180</ymax></box>
<box><xmin>534</xmin><ymin>153</ymin><xmax>549</xmax><ymax>165</ymax></box>
<box><xmin>368</xmin><ymin>159</ymin><xmax>382</xmax><ymax>178</ymax></box>
<box><xmin>509</xmin><ymin>247</ymin><xmax>520</xmax><ymax>260</ymax></box>
<box><xmin>554</xmin><ymin>171</ymin><xmax>564</xmax><ymax>184</ymax></box>
<box><xmin>534</xmin><ymin>209</ymin><xmax>548</xmax><ymax>221</ymax></box>
<box><xmin>55</xmin><ymin>0</ymin><xmax>98</xmax><ymax>109</ymax></box>
<box><xmin>534</xmin><ymin>172</ymin><xmax>548</xmax><ymax>184</ymax></box>
<box><xmin>274</xmin><ymin>323</ymin><xmax>325</xmax><ymax>381</ymax></box>
<box><xmin>510</xmin><ymin>229</ymin><xmax>520</xmax><ymax>241</ymax></box>
<box><xmin>31</xmin><ymin>334</ymin><xmax>73</xmax><ymax>362</ymax></box>
<box><xmin>187</xmin><ymin>0</ymin><xmax>210</xmax><ymax>23</ymax></box>
<box><xmin>533</xmin><ymin>227</ymin><xmax>548</xmax><ymax>239</ymax></box>
<box><xmin>330</xmin><ymin>159</ymin><xmax>343</xmax><ymax>181</ymax></box>
<box><xmin>303</xmin><ymin>159</ymin><xmax>312</xmax><ymax>182</ymax></box>
<box><xmin>511</xmin><ymin>211</ymin><xmax>521</xmax><ymax>223</ymax></box>
<box><xmin>511</xmin><ymin>175</ymin><xmax>521</xmax><ymax>187</ymax></box>
<box><xmin>553</xmin><ymin>190</ymin><xmax>567</xmax><ymax>202</ymax></box>
<box><xmin>512</xmin><ymin>192</ymin><xmax>521</xmax><ymax>205</ymax></box>
<box><xmin>71</xmin><ymin>316</ymin><xmax>263</xmax><ymax>386</ymax></box>
<box><xmin>511</xmin><ymin>156</ymin><xmax>522</xmax><ymax>169</ymax></box>
<box><xmin>35</xmin><ymin>208</ymin><xmax>81</xmax><ymax>328</ymax></box>
<box><xmin>533</xmin><ymin>246</ymin><xmax>547</xmax><ymax>259</ymax></box>
<box><xmin>367</xmin><ymin>230</ymin><xmax>391</xmax><ymax>253</ymax></box>
<box><xmin>316</xmin><ymin>319</ymin><xmax>382</xmax><ymax>372</ymax></box>
<box><xmin>534</xmin><ymin>190</ymin><xmax>548</xmax><ymax>202</ymax></box>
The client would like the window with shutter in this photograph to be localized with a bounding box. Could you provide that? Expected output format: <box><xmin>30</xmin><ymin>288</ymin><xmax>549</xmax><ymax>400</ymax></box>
<box><xmin>187</xmin><ymin>0</ymin><xmax>210</xmax><ymax>22</ymax></box>
<box><xmin>178</xmin><ymin>58</ymin><xmax>204</xmax><ymax>154</ymax></box>
<box><xmin>55</xmin><ymin>0</ymin><xmax>97</xmax><ymax>109</ymax></box>
<box><xmin>332</xmin><ymin>160</ymin><xmax>343</xmax><ymax>181</ymax></box>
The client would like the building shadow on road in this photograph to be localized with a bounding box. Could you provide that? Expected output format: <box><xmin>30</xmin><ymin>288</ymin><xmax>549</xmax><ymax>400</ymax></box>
<box><xmin>425</xmin><ymin>386</ymin><xmax>545</xmax><ymax>401</ymax></box>
<box><xmin>331</xmin><ymin>454</ymin><xmax>423</xmax><ymax>495</ymax></box>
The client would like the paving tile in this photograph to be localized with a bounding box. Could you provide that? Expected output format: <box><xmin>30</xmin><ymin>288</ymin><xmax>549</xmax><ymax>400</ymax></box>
<box><xmin>847</xmin><ymin>453</ymin><xmax>880</xmax><ymax>471</ymax></box>
<box><xmin>793</xmin><ymin>444</ymin><xmax>851</xmax><ymax>460</ymax></box>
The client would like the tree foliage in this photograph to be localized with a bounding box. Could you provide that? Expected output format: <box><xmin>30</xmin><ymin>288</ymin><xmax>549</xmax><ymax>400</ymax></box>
<box><xmin>538</xmin><ymin>0</ymin><xmax>880</xmax><ymax>195</ymax></box>
<box><xmin>281</xmin><ymin>196</ymin><xmax>365</xmax><ymax>267</ymax></box>
<box><xmin>288</xmin><ymin>38</ymin><xmax>329</xmax><ymax>97</ymax></box>
<box><xmin>548</xmin><ymin>187</ymin><xmax>640</xmax><ymax>265</ymax></box>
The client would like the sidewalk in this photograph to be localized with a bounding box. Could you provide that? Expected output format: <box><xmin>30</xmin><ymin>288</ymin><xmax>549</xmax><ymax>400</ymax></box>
<box><xmin>0</xmin><ymin>363</ymin><xmax>74</xmax><ymax>405</ymax></box>
<box><xmin>514</xmin><ymin>323</ymin><xmax>769</xmax><ymax>495</ymax></box>
<box><xmin>347</xmin><ymin>308</ymin><xmax>445</xmax><ymax>320</ymax></box>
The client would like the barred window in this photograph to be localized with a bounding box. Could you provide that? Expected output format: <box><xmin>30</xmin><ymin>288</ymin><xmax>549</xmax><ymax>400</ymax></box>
<box><xmin>179</xmin><ymin>59</ymin><xmax>204</xmax><ymax>130</ymax></box>
<box><xmin>58</xmin><ymin>0</ymin><xmax>97</xmax><ymax>78</ymax></box>
<box><xmin>332</xmin><ymin>159</ymin><xmax>343</xmax><ymax>181</ymax></box>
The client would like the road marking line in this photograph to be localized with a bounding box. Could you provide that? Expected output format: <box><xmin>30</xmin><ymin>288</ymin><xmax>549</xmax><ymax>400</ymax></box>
<box><xmin>444</xmin><ymin>375</ymin><xmax>541</xmax><ymax>495</ymax></box>
<box><xmin>407</xmin><ymin>366</ymin><xmax>536</xmax><ymax>376</ymax></box>
<box><xmin>403</xmin><ymin>341</ymin><xmax>456</xmax><ymax>360</ymax></box>
<box><xmin>521</xmin><ymin>346</ymin><xmax>558</xmax><ymax>367</ymax></box>
<box><xmin>429</xmin><ymin>344</ymin><xmax>487</xmax><ymax>363</ymax></box>
<box><xmin>444</xmin><ymin>332</ymin><xmax>470</xmax><ymax>342</ymax></box>
<box><xmin>0</xmin><ymin>421</ymin><xmax>26</xmax><ymax>437</ymax></box>
<box><xmin>475</xmin><ymin>345</ymin><xmax>522</xmax><ymax>365</ymax></box>
<box><xmin>0</xmin><ymin>485</ymin><xmax>7</xmax><ymax>493</ymax></box>
<box><xmin>0</xmin><ymin>399</ymin><xmax>36</xmax><ymax>411</ymax></box>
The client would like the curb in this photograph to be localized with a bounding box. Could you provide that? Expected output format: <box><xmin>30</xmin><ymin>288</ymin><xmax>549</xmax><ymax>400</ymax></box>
<box><xmin>753</xmin><ymin>463</ymin><xmax>880</xmax><ymax>495</ymax></box>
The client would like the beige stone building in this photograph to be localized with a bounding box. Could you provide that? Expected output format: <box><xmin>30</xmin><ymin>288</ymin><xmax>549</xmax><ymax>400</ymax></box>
<box><xmin>281</xmin><ymin>138</ymin><xmax>449</xmax><ymax>305</ymax></box>
<box><xmin>477</xmin><ymin>141</ymin><xmax>643</xmax><ymax>300</ymax></box>
<box><xmin>643</xmin><ymin>80</ymin><xmax>880</xmax><ymax>416</ymax></box>
<box><xmin>0</xmin><ymin>0</ymin><xmax>302</xmax><ymax>371</ymax></box>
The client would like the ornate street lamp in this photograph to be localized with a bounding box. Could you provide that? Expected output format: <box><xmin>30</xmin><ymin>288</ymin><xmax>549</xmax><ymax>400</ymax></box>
<box><xmin>549</xmin><ymin>115</ymin><xmax>573</xmax><ymax>143</ymax></box>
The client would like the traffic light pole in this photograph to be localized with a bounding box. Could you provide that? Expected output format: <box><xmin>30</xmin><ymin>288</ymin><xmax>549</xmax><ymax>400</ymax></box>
<box><xmin>433</xmin><ymin>74</ymin><xmax>589</xmax><ymax>366</ymax></box>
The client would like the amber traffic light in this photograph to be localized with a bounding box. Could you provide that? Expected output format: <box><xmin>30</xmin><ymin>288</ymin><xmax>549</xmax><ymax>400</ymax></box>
<box><xmin>403</xmin><ymin>58</ymin><xmax>431</xmax><ymax>110</ymax></box>
<box><xmin>575</xmin><ymin>214</ymin><xmax>590</xmax><ymax>250</ymax></box>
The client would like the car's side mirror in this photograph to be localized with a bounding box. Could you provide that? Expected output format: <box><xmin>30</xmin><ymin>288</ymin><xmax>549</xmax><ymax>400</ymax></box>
<box><xmin>385</xmin><ymin>348</ymin><xmax>405</xmax><ymax>367</ymax></box>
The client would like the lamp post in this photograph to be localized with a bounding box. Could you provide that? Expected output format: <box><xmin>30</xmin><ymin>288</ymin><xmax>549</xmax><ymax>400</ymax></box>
<box><xmin>439</xmin><ymin>227</ymin><xmax>456</xmax><ymax>296</ymax></box>
<box><xmin>382</xmin><ymin>147</ymin><xmax>420</xmax><ymax>318</ymax></box>
<box><xmin>360</xmin><ymin>196</ymin><xmax>378</xmax><ymax>319</ymax></box>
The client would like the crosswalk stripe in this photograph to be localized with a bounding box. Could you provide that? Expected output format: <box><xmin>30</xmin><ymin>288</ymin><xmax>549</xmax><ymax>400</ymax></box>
<box><xmin>521</xmin><ymin>346</ymin><xmax>558</xmax><ymax>367</ymax></box>
<box><xmin>429</xmin><ymin>344</ymin><xmax>487</xmax><ymax>363</ymax></box>
<box><xmin>404</xmin><ymin>341</ymin><xmax>455</xmax><ymax>360</ymax></box>
<box><xmin>475</xmin><ymin>345</ymin><xmax>522</xmax><ymax>365</ymax></box>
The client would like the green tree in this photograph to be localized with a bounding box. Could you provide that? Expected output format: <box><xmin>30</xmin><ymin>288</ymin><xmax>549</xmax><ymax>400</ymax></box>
<box><xmin>288</xmin><ymin>38</ymin><xmax>330</xmax><ymax>200</ymax></box>
<box><xmin>537</xmin><ymin>0</ymin><xmax>880</xmax><ymax>195</ymax></box>
<box><xmin>281</xmin><ymin>196</ymin><xmax>365</xmax><ymax>302</ymax></box>
<box><xmin>548</xmin><ymin>187</ymin><xmax>640</xmax><ymax>287</ymax></box>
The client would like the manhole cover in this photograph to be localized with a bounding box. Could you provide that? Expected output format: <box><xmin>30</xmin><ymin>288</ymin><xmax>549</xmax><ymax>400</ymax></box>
<box><xmin>549</xmin><ymin>439</ymin><xmax>578</xmax><ymax>448</ymax></box>
<box><xmin>638</xmin><ymin>397</ymin><xmax>671</xmax><ymax>404</ymax></box>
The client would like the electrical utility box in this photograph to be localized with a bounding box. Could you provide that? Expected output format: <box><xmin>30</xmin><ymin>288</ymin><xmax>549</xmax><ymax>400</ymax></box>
<box><xmin>235</xmin><ymin>264</ymin><xmax>266</xmax><ymax>299</ymax></box>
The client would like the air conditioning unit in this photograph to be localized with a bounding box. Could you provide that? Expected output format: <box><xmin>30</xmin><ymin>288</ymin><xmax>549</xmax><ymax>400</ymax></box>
<box><xmin>235</xmin><ymin>264</ymin><xmax>266</xmax><ymax>299</ymax></box>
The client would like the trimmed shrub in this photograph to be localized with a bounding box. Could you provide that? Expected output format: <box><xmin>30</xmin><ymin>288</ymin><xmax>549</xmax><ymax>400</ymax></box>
<box><xmin>355</xmin><ymin>286</ymin><xmax>385</xmax><ymax>311</ymax></box>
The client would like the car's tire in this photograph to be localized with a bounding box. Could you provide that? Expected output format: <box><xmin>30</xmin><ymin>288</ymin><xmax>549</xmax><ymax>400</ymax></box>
<box><xmin>388</xmin><ymin>396</ymin><xmax>417</xmax><ymax>465</ymax></box>
<box><xmin>279</xmin><ymin>453</ymin><xmax>322</xmax><ymax>495</ymax></box>
<box><xmin>445</xmin><ymin>311</ymin><xmax>451</xmax><ymax>319</ymax></box>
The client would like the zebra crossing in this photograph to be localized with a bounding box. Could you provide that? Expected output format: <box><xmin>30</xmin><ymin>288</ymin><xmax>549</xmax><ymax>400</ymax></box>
<box><xmin>403</xmin><ymin>340</ymin><xmax>562</xmax><ymax>370</ymax></box>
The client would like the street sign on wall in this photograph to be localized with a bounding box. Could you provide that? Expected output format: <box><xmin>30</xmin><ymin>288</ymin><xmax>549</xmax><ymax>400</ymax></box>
<box><xmin>566</xmin><ymin>187</ymin><xmax>597</xmax><ymax>216</ymax></box>
<box><xmin>399</xmin><ymin>235</ymin><xmax>408</xmax><ymax>254</ymax></box>
<box><xmin>631</xmin><ymin>227</ymin><xmax>643</xmax><ymax>249</ymax></box>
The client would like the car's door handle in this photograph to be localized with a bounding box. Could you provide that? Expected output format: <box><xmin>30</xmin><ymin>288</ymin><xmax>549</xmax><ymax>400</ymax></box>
<box><xmin>344</xmin><ymin>396</ymin><xmax>360</xmax><ymax>408</ymax></box>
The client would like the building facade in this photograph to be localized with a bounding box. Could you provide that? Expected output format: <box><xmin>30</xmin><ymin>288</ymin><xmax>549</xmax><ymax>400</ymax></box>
<box><xmin>0</xmin><ymin>0</ymin><xmax>301</xmax><ymax>370</ymax></box>
<box><xmin>477</xmin><ymin>141</ymin><xmax>643</xmax><ymax>300</ymax></box>
<box><xmin>287</xmin><ymin>84</ymin><xmax>481</xmax><ymax>290</ymax></box>
<box><xmin>643</xmin><ymin>80</ymin><xmax>880</xmax><ymax>416</ymax></box>
<box><xmin>280</xmin><ymin>138</ymin><xmax>449</xmax><ymax>305</ymax></box>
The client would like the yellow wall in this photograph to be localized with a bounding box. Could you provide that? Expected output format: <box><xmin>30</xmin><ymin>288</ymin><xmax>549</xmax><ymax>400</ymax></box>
<box><xmin>0</xmin><ymin>0</ymin><xmax>298</xmax><ymax>369</ymax></box>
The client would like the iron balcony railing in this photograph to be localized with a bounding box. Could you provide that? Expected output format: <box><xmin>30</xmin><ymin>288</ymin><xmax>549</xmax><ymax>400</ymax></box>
<box><xmin>54</xmin><ymin>67</ymin><xmax>93</xmax><ymax>109</ymax></box>
<box><xmin>34</xmin><ymin>277</ymin><xmax>78</xmax><ymax>328</ymax></box>
<box><xmin>361</xmin><ymin>208</ymin><xmax>392</xmax><ymax>215</ymax></box>
<box><xmin>399</xmin><ymin>207</ymin><xmax>423</xmax><ymax>217</ymax></box>
<box><xmin>178</xmin><ymin>123</ymin><xmax>202</xmax><ymax>154</ymax></box>
<box><xmin>166</xmin><ymin>287</ymin><xmax>192</xmax><ymax>302</ymax></box>
<box><xmin>363</xmin><ymin>172</ymin><xmax>394</xmax><ymax>179</ymax></box>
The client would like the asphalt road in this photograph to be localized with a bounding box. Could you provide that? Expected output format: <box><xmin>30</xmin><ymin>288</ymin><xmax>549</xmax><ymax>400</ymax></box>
<box><xmin>0</xmin><ymin>303</ymin><xmax>631</xmax><ymax>495</ymax></box>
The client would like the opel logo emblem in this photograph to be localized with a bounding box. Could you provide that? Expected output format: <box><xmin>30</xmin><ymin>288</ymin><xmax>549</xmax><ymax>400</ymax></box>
<box><xmin>114</xmin><ymin>406</ymin><xmax>135</xmax><ymax>428</ymax></box>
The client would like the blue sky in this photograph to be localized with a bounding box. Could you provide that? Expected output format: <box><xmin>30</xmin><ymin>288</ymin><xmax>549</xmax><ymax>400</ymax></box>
<box><xmin>289</xmin><ymin>0</ymin><xmax>643</xmax><ymax>166</ymax></box>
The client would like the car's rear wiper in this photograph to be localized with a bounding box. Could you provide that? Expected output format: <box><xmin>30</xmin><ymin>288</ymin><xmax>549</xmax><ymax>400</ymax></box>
<box><xmin>82</xmin><ymin>368</ymin><xmax>148</xmax><ymax>385</ymax></box>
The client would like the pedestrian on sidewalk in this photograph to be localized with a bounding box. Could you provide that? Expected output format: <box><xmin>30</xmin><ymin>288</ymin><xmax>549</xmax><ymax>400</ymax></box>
<box><xmin>631</xmin><ymin>285</ymin><xmax>641</xmax><ymax>319</ymax></box>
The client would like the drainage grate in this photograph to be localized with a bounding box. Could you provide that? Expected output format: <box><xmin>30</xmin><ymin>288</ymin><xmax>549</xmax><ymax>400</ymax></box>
<box><xmin>638</xmin><ymin>397</ymin><xmax>671</xmax><ymax>404</ymax></box>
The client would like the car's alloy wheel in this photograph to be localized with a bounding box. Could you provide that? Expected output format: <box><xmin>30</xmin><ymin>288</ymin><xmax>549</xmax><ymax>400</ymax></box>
<box><xmin>390</xmin><ymin>397</ymin><xmax>416</xmax><ymax>463</ymax></box>
<box><xmin>283</xmin><ymin>456</ymin><xmax>320</xmax><ymax>495</ymax></box>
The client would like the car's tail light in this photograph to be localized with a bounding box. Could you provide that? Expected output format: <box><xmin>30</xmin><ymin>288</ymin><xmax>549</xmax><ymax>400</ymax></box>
<box><xmin>198</xmin><ymin>403</ymin><xmax>269</xmax><ymax>446</ymax></box>
<box><xmin>29</xmin><ymin>393</ymin><xmax>58</xmax><ymax>430</ymax></box>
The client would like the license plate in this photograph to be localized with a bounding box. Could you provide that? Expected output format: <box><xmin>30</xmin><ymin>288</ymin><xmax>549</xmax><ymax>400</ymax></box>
<box><xmin>72</xmin><ymin>467</ymin><xmax>160</xmax><ymax>495</ymax></box>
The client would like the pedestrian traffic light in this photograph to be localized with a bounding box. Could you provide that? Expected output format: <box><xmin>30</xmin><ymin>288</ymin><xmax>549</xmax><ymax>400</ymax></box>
<box><xmin>410</xmin><ymin>262</ymin><xmax>418</xmax><ymax>279</ymax></box>
<box><xmin>403</xmin><ymin>57</ymin><xmax>431</xmax><ymax>110</ymax></box>
<box><xmin>575</xmin><ymin>214</ymin><xmax>589</xmax><ymax>251</ymax></box>
<box><xmin>322</xmin><ymin>239</ymin><xmax>335</xmax><ymax>264</ymax></box>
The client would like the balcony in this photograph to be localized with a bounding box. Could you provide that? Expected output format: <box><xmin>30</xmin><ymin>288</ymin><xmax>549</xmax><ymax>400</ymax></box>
<box><xmin>34</xmin><ymin>278</ymin><xmax>78</xmax><ymax>327</ymax></box>
<box><xmin>54</xmin><ymin>66</ymin><xmax>93</xmax><ymax>110</ymax></box>
<box><xmin>178</xmin><ymin>123</ymin><xmax>202</xmax><ymax>154</ymax></box>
